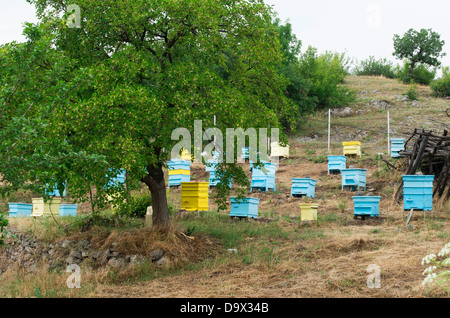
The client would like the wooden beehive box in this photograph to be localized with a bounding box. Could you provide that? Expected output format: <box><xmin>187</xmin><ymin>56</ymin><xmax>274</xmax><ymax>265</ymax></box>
<box><xmin>250</xmin><ymin>162</ymin><xmax>276</xmax><ymax>192</ymax></box>
<box><xmin>299</xmin><ymin>203</ymin><xmax>319</xmax><ymax>221</ymax></box>
<box><xmin>59</xmin><ymin>204</ymin><xmax>78</xmax><ymax>217</ymax></box>
<box><xmin>270</xmin><ymin>142</ymin><xmax>290</xmax><ymax>158</ymax></box>
<box><xmin>341</xmin><ymin>168</ymin><xmax>367</xmax><ymax>191</ymax></box>
<box><xmin>8</xmin><ymin>203</ymin><xmax>33</xmax><ymax>217</ymax></box>
<box><xmin>327</xmin><ymin>155</ymin><xmax>347</xmax><ymax>174</ymax></box>
<box><xmin>402</xmin><ymin>175</ymin><xmax>434</xmax><ymax>211</ymax></box>
<box><xmin>352</xmin><ymin>196</ymin><xmax>381</xmax><ymax>217</ymax></box>
<box><xmin>343</xmin><ymin>141</ymin><xmax>361</xmax><ymax>157</ymax></box>
<box><xmin>291</xmin><ymin>178</ymin><xmax>317</xmax><ymax>198</ymax></box>
<box><xmin>181</xmin><ymin>182</ymin><xmax>209</xmax><ymax>211</ymax></box>
<box><xmin>31</xmin><ymin>198</ymin><xmax>61</xmax><ymax>217</ymax></box>
<box><xmin>391</xmin><ymin>138</ymin><xmax>405</xmax><ymax>158</ymax></box>
<box><xmin>229</xmin><ymin>197</ymin><xmax>260</xmax><ymax>219</ymax></box>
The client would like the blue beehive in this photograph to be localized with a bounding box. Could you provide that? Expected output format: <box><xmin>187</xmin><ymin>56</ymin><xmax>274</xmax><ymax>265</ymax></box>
<box><xmin>59</xmin><ymin>204</ymin><xmax>78</xmax><ymax>217</ymax></box>
<box><xmin>167</xmin><ymin>160</ymin><xmax>191</xmax><ymax>171</ymax></box>
<box><xmin>241</xmin><ymin>147</ymin><xmax>249</xmax><ymax>161</ymax></box>
<box><xmin>403</xmin><ymin>175</ymin><xmax>434</xmax><ymax>211</ymax></box>
<box><xmin>106</xmin><ymin>169</ymin><xmax>126</xmax><ymax>188</ymax></box>
<box><xmin>391</xmin><ymin>138</ymin><xmax>405</xmax><ymax>158</ymax></box>
<box><xmin>8</xmin><ymin>203</ymin><xmax>33</xmax><ymax>217</ymax></box>
<box><xmin>168</xmin><ymin>174</ymin><xmax>191</xmax><ymax>187</ymax></box>
<box><xmin>352</xmin><ymin>196</ymin><xmax>381</xmax><ymax>217</ymax></box>
<box><xmin>341</xmin><ymin>168</ymin><xmax>367</xmax><ymax>191</ymax></box>
<box><xmin>45</xmin><ymin>182</ymin><xmax>67</xmax><ymax>197</ymax></box>
<box><xmin>229</xmin><ymin>197</ymin><xmax>260</xmax><ymax>219</ymax></box>
<box><xmin>291</xmin><ymin>178</ymin><xmax>317</xmax><ymax>198</ymax></box>
<box><xmin>251</xmin><ymin>162</ymin><xmax>276</xmax><ymax>192</ymax></box>
<box><xmin>208</xmin><ymin>170</ymin><xmax>232</xmax><ymax>188</ymax></box>
<box><xmin>327</xmin><ymin>156</ymin><xmax>347</xmax><ymax>174</ymax></box>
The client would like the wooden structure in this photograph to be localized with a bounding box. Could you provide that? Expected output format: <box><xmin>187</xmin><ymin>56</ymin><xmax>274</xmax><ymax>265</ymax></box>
<box><xmin>181</xmin><ymin>182</ymin><xmax>209</xmax><ymax>211</ymax></box>
<box><xmin>394</xmin><ymin>129</ymin><xmax>450</xmax><ymax>203</ymax></box>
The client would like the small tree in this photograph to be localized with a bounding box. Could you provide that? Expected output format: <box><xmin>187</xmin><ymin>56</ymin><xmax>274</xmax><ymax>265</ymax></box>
<box><xmin>393</xmin><ymin>28</ymin><xmax>446</xmax><ymax>79</ymax></box>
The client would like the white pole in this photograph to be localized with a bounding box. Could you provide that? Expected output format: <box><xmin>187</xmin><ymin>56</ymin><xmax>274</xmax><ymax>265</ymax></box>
<box><xmin>387</xmin><ymin>110</ymin><xmax>390</xmax><ymax>156</ymax></box>
<box><xmin>328</xmin><ymin>109</ymin><xmax>331</xmax><ymax>153</ymax></box>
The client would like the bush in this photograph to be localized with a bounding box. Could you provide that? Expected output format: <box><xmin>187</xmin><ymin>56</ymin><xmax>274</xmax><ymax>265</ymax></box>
<box><xmin>116</xmin><ymin>193</ymin><xmax>152</xmax><ymax>218</ymax></box>
<box><xmin>299</xmin><ymin>46</ymin><xmax>356</xmax><ymax>109</ymax></box>
<box><xmin>354</xmin><ymin>56</ymin><xmax>395</xmax><ymax>78</ymax></box>
<box><xmin>431</xmin><ymin>67</ymin><xmax>450</xmax><ymax>97</ymax></box>
<box><xmin>395</xmin><ymin>61</ymin><xmax>436</xmax><ymax>85</ymax></box>
<box><xmin>404</xmin><ymin>82</ymin><xmax>419</xmax><ymax>101</ymax></box>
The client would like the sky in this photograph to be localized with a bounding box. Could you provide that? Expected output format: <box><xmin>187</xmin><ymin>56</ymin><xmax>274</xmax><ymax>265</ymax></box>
<box><xmin>1</xmin><ymin>0</ymin><xmax>450</xmax><ymax>72</ymax></box>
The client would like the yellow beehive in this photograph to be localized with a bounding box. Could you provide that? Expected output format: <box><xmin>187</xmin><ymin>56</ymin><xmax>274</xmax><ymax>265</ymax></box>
<box><xmin>181</xmin><ymin>149</ymin><xmax>192</xmax><ymax>161</ymax></box>
<box><xmin>168</xmin><ymin>169</ymin><xmax>190</xmax><ymax>176</ymax></box>
<box><xmin>32</xmin><ymin>198</ymin><xmax>61</xmax><ymax>217</ymax></box>
<box><xmin>299</xmin><ymin>203</ymin><xmax>319</xmax><ymax>221</ymax></box>
<box><xmin>270</xmin><ymin>142</ymin><xmax>290</xmax><ymax>158</ymax></box>
<box><xmin>181</xmin><ymin>182</ymin><xmax>209</xmax><ymax>211</ymax></box>
<box><xmin>343</xmin><ymin>141</ymin><xmax>361</xmax><ymax>157</ymax></box>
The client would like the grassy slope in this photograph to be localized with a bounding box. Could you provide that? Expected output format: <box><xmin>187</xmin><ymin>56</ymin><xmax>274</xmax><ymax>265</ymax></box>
<box><xmin>1</xmin><ymin>76</ymin><xmax>450</xmax><ymax>298</ymax></box>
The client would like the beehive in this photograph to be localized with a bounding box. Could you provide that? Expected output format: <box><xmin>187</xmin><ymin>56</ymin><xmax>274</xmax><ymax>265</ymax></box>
<box><xmin>241</xmin><ymin>147</ymin><xmax>249</xmax><ymax>161</ymax></box>
<box><xmin>45</xmin><ymin>182</ymin><xmax>66</xmax><ymax>197</ymax></box>
<box><xmin>327</xmin><ymin>155</ymin><xmax>347</xmax><ymax>174</ymax></box>
<box><xmin>341</xmin><ymin>168</ymin><xmax>367</xmax><ymax>191</ymax></box>
<box><xmin>209</xmin><ymin>170</ymin><xmax>232</xmax><ymax>188</ymax></box>
<box><xmin>168</xmin><ymin>160</ymin><xmax>191</xmax><ymax>187</ymax></box>
<box><xmin>59</xmin><ymin>204</ymin><xmax>78</xmax><ymax>217</ymax></box>
<box><xmin>403</xmin><ymin>175</ymin><xmax>434</xmax><ymax>211</ymax></box>
<box><xmin>106</xmin><ymin>169</ymin><xmax>126</xmax><ymax>188</ymax></box>
<box><xmin>391</xmin><ymin>138</ymin><xmax>405</xmax><ymax>158</ymax></box>
<box><xmin>291</xmin><ymin>178</ymin><xmax>317</xmax><ymax>198</ymax></box>
<box><xmin>181</xmin><ymin>149</ymin><xmax>192</xmax><ymax>161</ymax></box>
<box><xmin>343</xmin><ymin>141</ymin><xmax>362</xmax><ymax>157</ymax></box>
<box><xmin>250</xmin><ymin>162</ymin><xmax>276</xmax><ymax>192</ymax></box>
<box><xmin>181</xmin><ymin>182</ymin><xmax>209</xmax><ymax>211</ymax></box>
<box><xmin>229</xmin><ymin>197</ymin><xmax>260</xmax><ymax>219</ymax></box>
<box><xmin>8</xmin><ymin>203</ymin><xmax>33</xmax><ymax>217</ymax></box>
<box><xmin>31</xmin><ymin>198</ymin><xmax>61</xmax><ymax>217</ymax></box>
<box><xmin>270</xmin><ymin>142</ymin><xmax>290</xmax><ymax>158</ymax></box>
<box><xmin>352</xmin><ymin>196</ymin><xmax>381</xmax><ymax>217</ymax></box>
<box><xmin>299</xmin><ymin>203</ymin><xmax>319</xmax><ymax>221</ymax></box>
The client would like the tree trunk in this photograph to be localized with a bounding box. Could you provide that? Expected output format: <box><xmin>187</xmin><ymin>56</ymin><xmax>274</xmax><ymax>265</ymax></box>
<box><xmin>142</xmin><ymin>163</ymin><xmax>170</xmax><ymax>228</ymax></box>
<box><xmin>409</xmin><ymin>61</ymin><xmax>416</xmax><ymax>78</ymax></box>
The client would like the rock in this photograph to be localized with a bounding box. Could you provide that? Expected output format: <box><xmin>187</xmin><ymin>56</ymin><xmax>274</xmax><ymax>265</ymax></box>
<box><xmin>150</xmin><ymin>249</ymin><xmax>164</xmax><ymax>262</ymax></box>
<box><xmin>61</xmin><ymin>240</ymin><xmax>71</xmax><ymax>249</ymax></box>
<box><xmin>70</xmin><ymin>251</ymin><xmax>82</xmax><ymax>260</ymax></box>
<box><xmin>156</xmin><ymin>256</ymin><xmax>166</xmax><ymax>266</ymax></box>
<box><xmin>227</xmin><ymin>249</ymin><xmax>238</xmax><ymax>254</ymax></box>
<box><xmin>108</xmin><ymin>257</ymin><xmax>125</xmax><ymax>268</ymax></box>
<box><xmin>395</xmin><ymin>95</ymin><xmax>408</xmax><ymax>102</ymax></box>
<box><xmin>331</xmin><ymin>107</ymin><xmax>354</xmax><ymax>117</ymax></box>
<box><xmin>128</xmin><ymin>255</ymin><xmax>144</xmax><ymax>266</ymax></box>
<box><xmin>367</xmin><ymin>99</ymin><xmax>394</xmax><ymax>110</ymax></box>
<box><xmin>411</xmin><ymin>100</ymin><xmax>420</xmax><ymax>107</ymax></box>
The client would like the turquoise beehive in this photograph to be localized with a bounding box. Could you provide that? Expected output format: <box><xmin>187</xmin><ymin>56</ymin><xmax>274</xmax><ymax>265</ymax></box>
<box><xmin>8</xmin><ymin>203</ymin><xmax>33</xmax><ymax>217</ymax></box>
<box><xmin>341</xmin><ymin>168</ymin><xmax>367</xmax><ymax>191</ymax></box>
<box><xmin>241</xmin><ymin>147</ymin><xmax>249</xmax><ymax>161</ymax></box>
<box><xmin>168</xmin><ymin>160</ymin><xmax>191</xmax><ymax>171</ymax></box>
<box><xmin>59</xmin><ymin>204</ymin><xmax>78</xmax><ymax>217</ymax></box>
<box><xmin>391</xmin><ymin>138</ymin><xmax>405</xmax><ymax>158</ymax></box>
<box><xmin>352</xmin><ymin>196</ymin><xmax>381</xmax><ymax>217</ymax></box>
<box><xmin>208</xmin><ymin>170</ymin><xmax>232</xmax><ymax>188</ymax></box>
<box><xmin>327</xmin><ymin>156</ymin><xmax>347</xmax><ymax>174</ymax></box>
<box><xmin>105</xmin><ymin>169</ymin><xmax>126</xmax><ymax>188</ymax></box>
<box><xmin>168</xmin><ymin>174</ymin><xmax>191</xmax><ymax>187</ymax></box>
<box><xmin>250</xmin><ymin>162</ymin><xmax>276</xmax><ymax>192</ymax></box>
<box><xmin>403</xmin><ymin>175</ymin><xmax>434</xmax><ymax>211</ymax></box>
<box><xmin>229</xmin><ymin>197</ymin><xmax>260</xmax><ymax>219</ymax></box>
<box><xmin>291</xmin><ymin>178</ymin><xmax>317</xmax><ymax>198</ymax></box>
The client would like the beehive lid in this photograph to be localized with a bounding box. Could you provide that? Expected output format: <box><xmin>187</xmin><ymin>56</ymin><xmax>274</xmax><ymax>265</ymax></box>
<box><xmin>342</xmin><ymin>141</ymin><xmax>361</xmax><ymax>146</ymax></box>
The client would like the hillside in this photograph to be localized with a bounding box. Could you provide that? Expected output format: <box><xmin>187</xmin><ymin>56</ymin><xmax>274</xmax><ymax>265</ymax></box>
<box><xmin>1</xmin><ymin>75</ymin><xmax>449</xmax><ymax>298</ymax></box>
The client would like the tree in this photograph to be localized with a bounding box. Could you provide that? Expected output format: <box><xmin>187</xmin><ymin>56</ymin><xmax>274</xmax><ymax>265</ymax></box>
<box><xmin>2</xmin><ymin>0</ymin><xmax>294</xmax><ymax>227</ymax></box>
<box><xmin>393</xmin><ymin>28</ymin><xmax>446</xmax><ymax>78</ymax></box>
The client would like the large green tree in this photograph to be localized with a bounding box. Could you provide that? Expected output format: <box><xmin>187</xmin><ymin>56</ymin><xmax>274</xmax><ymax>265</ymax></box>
<box><xmin>1</xmin><ymin>0</ymin><xmax>295</xmax><ymax>227</ymax></box>
<box><xmin>393</xmin><ymin>28</ymin><xmax>446</xmax><ymax>78</ymax></box>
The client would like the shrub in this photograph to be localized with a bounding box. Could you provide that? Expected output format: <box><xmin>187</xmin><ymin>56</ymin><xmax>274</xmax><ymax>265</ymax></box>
<box><xmin>431</xmin><ymin>67</ymin><xmax>450</xmax><ymax>97</ymax></box>
<box><xmin>421</xmin><ymin>243</ymin><xmax>450</xmax><ymax>293</ymax></box>
<box><xmin>395</xmin><ymin>61</ymin><xmax>436</xmax><ymax>85</ymax></box>
<box><xmin>299</xmin><ymin>46</ymin><xmax>356</xmax><ymax>109</ymax></box>
<box><xmin>0</xmin><ymin>211</ymin><xmax>8</xmax><ymax>246</ymax></box>
<box><xmin>404</xmin><ymin>82</ymin><xmax>419</xmax><ymax>101</ymax></box>
<box><xmin>354</xmin><ymin>56</ymin><xmax>395</xmax><ymax>78</ymax></box>
<box><xmin>116</xmin><ymin>193</ymin><xmax>152</xmax><ymax>218</ymax></box>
